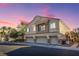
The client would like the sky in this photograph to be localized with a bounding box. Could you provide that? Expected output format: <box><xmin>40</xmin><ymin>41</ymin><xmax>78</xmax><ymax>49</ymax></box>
<box><xmin>0</xmin><ymin>3</ymin><xmax>79</xmax><ymax>30</ymax></box>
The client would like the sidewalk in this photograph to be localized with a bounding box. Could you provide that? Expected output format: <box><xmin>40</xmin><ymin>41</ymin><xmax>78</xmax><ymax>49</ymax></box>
<box><xmin>0</xmin><ymin>52</ymin><xmax>6</xmax><ymax>56</ymax></box>
<box><xmin>71</xmin><ymin>43</ymin><xmax>79</xmax><ymax>48</ymax></box>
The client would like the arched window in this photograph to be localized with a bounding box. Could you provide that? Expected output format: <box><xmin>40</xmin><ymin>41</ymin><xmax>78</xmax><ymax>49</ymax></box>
<box><xmin>27</xmin><ymin>27</ymin><xmax>30</xmax><ymax>32</ymax></box>
<box><xmin>33</xmin><ymin>25</ymin><xmax>36</xmax><ymax>31</ymax></box>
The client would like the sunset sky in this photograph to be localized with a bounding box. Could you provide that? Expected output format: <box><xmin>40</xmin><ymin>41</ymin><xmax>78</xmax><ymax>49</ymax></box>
<box><xmin>0</xmin><ymin>3</ymin><xmax>79</xmax><ymax>29</ymax></box>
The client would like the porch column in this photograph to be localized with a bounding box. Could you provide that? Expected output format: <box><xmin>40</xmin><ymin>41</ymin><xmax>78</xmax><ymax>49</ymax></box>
<box><xmin>47</xmin><ymin>36</ymin><xmax>51</xmax><ymax>44</ymax></box>
<box><xmin>24</xmin><ymin>35</ymin><xmax>27</xmax><ymax>42</ymax></box>
<box><xmin>33</xmin><ymin>36</ymin><xmax>37</xmax><ymax>43</ymax></box>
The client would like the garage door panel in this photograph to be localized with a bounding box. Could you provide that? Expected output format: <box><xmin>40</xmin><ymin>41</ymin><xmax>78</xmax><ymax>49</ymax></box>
<box><xmin>50</xmin><ymin>36</ymin><xmax>58</xmax><ymax>44</ymax></box>
<box><xmin>50</xmin><ymin>38</ymin><xmax>58</xmax><ymax>44</ymax></box>
<box><xmin>26</xmin><ymin>39</ymin><xmax>34</xmax><ymax>42</ymax></box>
<box><xmin>36</xmin><ymin>37</ymin><xmax>47</xmax><ymax>44</ymax></box>
<box><xmin>37</xmin><ymin>39</ymin><xmax>47</xmax><ymax>43</ymax></box>
<box><xmin>26</xmin><ymin>37</ymin><xmax>34</xmax><ymax>42</ymax></box>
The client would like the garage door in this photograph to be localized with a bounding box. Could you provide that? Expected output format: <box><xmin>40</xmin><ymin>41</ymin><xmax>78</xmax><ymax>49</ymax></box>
<box><xmin>36</xmin><ymin>36</ymin><xmax>47</xmax><ymax>44</ymax></box>
<box><xmin>50</xmin><ymin>36</ymin><xmax>58</xmax><ymax>44</ymax></box>
<box><xmin>26</xmin><ymin>37</ymin><xmax>34</xmax><ymax>43</ymax></box>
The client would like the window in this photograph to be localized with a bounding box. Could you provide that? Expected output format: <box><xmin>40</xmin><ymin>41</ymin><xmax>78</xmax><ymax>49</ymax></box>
<box><xmin>33</xmin><ymin>25</ymin><xmax>36</xmax><ymax>31</ymax></box>
<box><xmin>27</xmin><ymin>28</ymin><xmax>30</xmax><ymax>32</ymax></box>
<box><xmin>38</xmin><ymin>24</ymin><xmax>45</xmax><ymax>31</ymax></box>
<box><xmin>50</xmin><ymin>22</ymin><xmax>56</xmax><ymax>29</ymax></box>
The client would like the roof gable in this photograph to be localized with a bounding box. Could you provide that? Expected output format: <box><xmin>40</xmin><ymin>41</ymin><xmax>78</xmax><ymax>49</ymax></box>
<box><xmin>28</xmin><ymin>15</ymin><xmax>60</xmax><ymax>25</ymax></box>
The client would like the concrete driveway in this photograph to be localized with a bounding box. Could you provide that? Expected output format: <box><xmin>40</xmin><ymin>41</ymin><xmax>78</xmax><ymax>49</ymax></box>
<box><xmin>0</xmin><ymin>45</ymin><xmax>30</xmax><ymax>56</ymax></box>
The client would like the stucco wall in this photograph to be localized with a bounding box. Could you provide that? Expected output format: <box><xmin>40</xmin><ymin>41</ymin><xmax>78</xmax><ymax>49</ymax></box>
<box><xmin>59</xmin><ymin>20</ymin><xmax>70</xmax><ymax>35</ymax></box>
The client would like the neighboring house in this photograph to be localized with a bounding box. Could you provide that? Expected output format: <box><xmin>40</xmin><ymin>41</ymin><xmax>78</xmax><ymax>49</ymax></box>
<box><xmin>73</xmin><ymin>28</ymin><xmax>79</xmax><ymax>33</ymax></box>
<box><xmin>24</xmin><ymin>16</ymin><xmax>70</xmax><ymax>44</ymax></box>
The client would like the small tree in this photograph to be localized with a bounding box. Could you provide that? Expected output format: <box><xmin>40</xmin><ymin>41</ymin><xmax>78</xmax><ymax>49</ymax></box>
<box><xmin>0</xmin><ymin>26</ymin><xmax>8</xmax><ymax>41</ymax></box>
<box><xmin>65</xmin><ymin>31</ymin><xmax>79</xmax><ymax>43</ymax></box>
<box><xmin>9</xmin><ymin>28</ymin><xmax>18</xmax><ymax>42</ymax></box>
<box><xmin>65</xmin><ymin>32</ymin><xmax>70</xmax><ymax>41</ymax></box>
<box><xmin>9</xmin><ymin>29</ymin><xmax>18</xmax><ymax>38</ymax></box>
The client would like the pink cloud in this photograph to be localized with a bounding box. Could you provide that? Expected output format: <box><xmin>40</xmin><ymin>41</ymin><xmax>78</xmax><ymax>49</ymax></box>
<box><xmin>5</xmin><ymin>13</ymin><xmax>30</xmax><ymax>23</ymax></box>
<box><xmin>0</xmin><ymin>3</ymin><xmax>9</xmax><ymax>8</ymax></box>
<box><xmin>0</xmin><ymin>20</ymin><xmax>17</xmax><ymax>27</ymax></box>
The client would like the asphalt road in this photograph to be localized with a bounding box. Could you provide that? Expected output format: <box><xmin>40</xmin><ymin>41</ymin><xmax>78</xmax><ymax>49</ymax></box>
<box><xmin>6</xmin><ymin>46</ymin><xmax>79</xmax><ymax>56</ymax></box>
<box><xmin>0</xmin><ymin>42</ymin><xmax>79</xmax><ymax>56</ymax></box>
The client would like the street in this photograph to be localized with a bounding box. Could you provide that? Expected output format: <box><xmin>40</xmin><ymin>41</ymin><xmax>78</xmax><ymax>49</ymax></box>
<box><xmin>6</xmin><ymin>46</ymin><xmax>79</xmax><ymax>56</ymax></box>
<box><xmin>0</xmin><ymin>42</ymin><xmax>79</xmax><ymax>56</ymax></box>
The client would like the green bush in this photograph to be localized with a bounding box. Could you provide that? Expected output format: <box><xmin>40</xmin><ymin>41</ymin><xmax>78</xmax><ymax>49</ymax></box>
<box><xmin>14</xmin><ymin>38</ymin><xmax>24</xmax><ymax>42</ymax></box>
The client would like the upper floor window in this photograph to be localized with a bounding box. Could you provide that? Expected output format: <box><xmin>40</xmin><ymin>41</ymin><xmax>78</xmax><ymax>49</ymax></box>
<box><xmin>49</xmin><ymin>22</ymin><xmax>56</xmax><ymax>29</ymax></box>
<box><xmin>33</xmin><ymin>25</ymin><xmax>36</xmax><ymax>31</ymax></box>
<box><xmin>38</xmin><ymin>24</ymin><xmax>46</xmax><ymax>32</ymax></box>
<box><xmin>27</xmin><ymin>27</ymin><xmax>30</xmax><ymax>32</ymax></box>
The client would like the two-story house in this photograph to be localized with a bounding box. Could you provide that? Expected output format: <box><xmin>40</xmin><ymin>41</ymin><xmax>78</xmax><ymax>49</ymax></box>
<box><xmin>24</xmin><ymin>16</ymin><xmax>70</xmax><ymax>44</ymax></box>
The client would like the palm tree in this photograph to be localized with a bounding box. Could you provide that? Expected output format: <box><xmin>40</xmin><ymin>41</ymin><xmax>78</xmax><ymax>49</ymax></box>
<box><xmin>3</xmin><ymin>27</ymin><xmax>18</xmax><ymax>42</ymax></box>
<box><xmin>6</xmin><ymin>27</ymin><xmax>13</xmax><ymax>41</ymax></box>
<box><xmin>17</xmin><ymin>21</ymin><xmax>27</xmax><ymax>42</ymax></box>
<box><xmin>0</xmin><ymin>26</ymin><xmax>7</xmax><ymax>41</ymax></box>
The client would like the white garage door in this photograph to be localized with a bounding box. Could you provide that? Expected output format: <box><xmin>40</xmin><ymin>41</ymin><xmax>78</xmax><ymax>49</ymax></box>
<box><xmin>36</xmin><ymin>36</ymin><xmax>47</xmax><ymax>44</ymax></box>
<box><xmin>50</xmin><ymin>38</ymin><xmax>58</xmax><ymax>44</ymax></box>
<box><xmin>26</xmin><ymin>37</ymin><xmax>34</xmax><ymax>42</ymax></box>
<box><xmin>50</xmin><ymin>36</ymin><xmax>58</xmax><ymax>44</ymax></box>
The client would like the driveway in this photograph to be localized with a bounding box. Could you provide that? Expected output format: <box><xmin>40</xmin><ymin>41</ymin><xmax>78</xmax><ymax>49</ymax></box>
<box><xmin>0</xmin><ymin>42</ymin><xmax>79</xmax><ymax>56</ymax></box>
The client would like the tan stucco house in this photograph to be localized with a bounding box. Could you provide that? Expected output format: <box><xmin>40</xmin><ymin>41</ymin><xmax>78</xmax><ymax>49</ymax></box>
<box><xmin>24</xmin><ymin>16</ymin><xmax>70</xmax><ymax>44</ymax></box>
